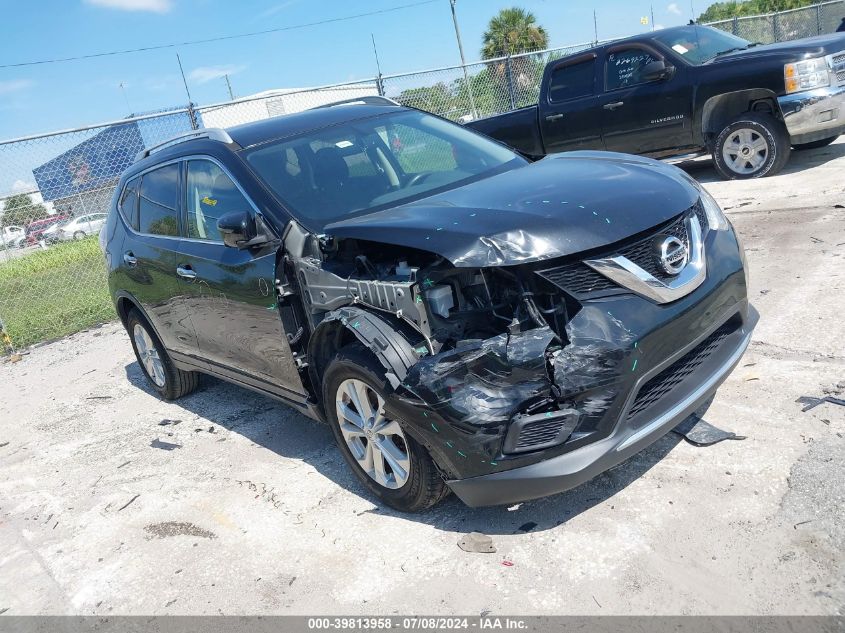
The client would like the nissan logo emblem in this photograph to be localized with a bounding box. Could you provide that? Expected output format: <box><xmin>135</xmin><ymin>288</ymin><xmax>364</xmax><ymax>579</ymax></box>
<box><xmin>657</xmin><ymin>235</ymin><xmax>689</xmax><ymax>275</ymax></box>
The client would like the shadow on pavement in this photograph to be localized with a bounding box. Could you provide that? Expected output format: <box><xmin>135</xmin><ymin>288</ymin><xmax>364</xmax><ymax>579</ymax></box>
<box><xmin>126</xmin><ymin>361</ymin><xmax>688</xmax><ymax>536</ymax></box>
<box><xmin>676</xmin><ymin>138</ymin><xmax>845</xmax><ymax>184</ymax></box>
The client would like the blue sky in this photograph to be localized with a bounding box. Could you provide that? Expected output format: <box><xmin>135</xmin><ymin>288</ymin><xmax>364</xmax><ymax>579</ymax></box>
<box><xmin>0</xmin><ymin>0</ymin><xmax>693</xmax><ymax>141</ymax></box>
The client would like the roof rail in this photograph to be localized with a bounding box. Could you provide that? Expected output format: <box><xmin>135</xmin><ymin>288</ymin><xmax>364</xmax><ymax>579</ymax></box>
<box><xmin>312</xmin><ymin>96</ymin><xmax>400</xmax><ymax>109</ymax></box>
<box><xmin>134</xmin><ymin>128</ymin><xmax>238</xmax><ymax>162</ymax></box>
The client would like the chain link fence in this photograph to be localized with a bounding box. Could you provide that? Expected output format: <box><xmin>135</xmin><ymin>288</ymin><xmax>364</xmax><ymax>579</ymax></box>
<box><xmin>706</xmin><ymin>0</ymin><xmax>844</xmax><ymax>43</ymax></box>
<box><xmin>1</xmin><ymin>1</ymin><xmax>843</xmax><ymax>351</ymax></box>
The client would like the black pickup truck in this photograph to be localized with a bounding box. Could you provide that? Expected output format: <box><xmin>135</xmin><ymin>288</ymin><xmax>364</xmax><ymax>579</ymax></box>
<box><xmin>467</xmin><ymin>25</ymin><xmax>845</xmax><ymax>179</ymax></box>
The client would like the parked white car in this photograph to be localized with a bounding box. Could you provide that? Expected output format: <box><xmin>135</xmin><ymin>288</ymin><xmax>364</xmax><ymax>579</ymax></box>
<box><xmin>0</xmin><ymin>225</ymin><xmax>24</xmax><ymax>248</ymax></box>
<box><xmin>56</xmin><ymin>213</ymin><xmax>108</xmax><ymax>241</ymax></box>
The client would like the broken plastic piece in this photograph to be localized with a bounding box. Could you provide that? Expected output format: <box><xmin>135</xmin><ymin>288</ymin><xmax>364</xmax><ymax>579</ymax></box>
<box><xmin>796</xmin><ymin>395</ymin><xmax>845</xmax><ymax>412</ymax></box>
<box><xmin>672</xmin><ymin>415</ymin><xmax>745</xmax><ymax>446</ymax></box>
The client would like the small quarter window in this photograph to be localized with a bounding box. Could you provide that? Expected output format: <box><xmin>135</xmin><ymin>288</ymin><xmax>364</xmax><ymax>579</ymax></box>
<box><xmin>119</xmin><ymin>177</ymin><xmax>140</xmax><ymax>231</ymax></box>
<box><xmin>185</xmin><ymin>160</ymin><xmax>249</xmax><ymax>242</ymax></box>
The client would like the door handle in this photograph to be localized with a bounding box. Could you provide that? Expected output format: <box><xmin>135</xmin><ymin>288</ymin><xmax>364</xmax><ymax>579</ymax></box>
<box><xmin>603</xmin><ymin>101</ymin><xmax>625</xmax><ymax>110</ymax></box>
<box><xmin>123</xmin><ymin>251</ymin><xmax>137</xmax><ymax>267</ymax></box>
<box><xmin>176</xmin><ymin>265</ymin><xmax>197</xmax><ymax>280</ymax></box>
<box><xmin>545</xmin><ymin>113</ymin><xmax>564</xmax><ymax>122</ymax></box>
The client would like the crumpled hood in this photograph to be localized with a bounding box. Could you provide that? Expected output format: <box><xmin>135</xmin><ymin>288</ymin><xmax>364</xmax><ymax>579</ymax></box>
<box><xmin>709</xmin><ymin>32</ymin><xmax>845</xmax><ymax>64</ymax></box>
<box><xmin>324</xmin><ymin>151</ymin><xmax>699</xmax><ymax>267</ymax></box>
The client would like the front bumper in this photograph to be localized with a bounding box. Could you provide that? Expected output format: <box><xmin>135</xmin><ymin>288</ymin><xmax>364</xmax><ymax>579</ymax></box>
<box><xmin>448</xmin><ymin>305</ymin><xmax>757</xmax><ymax>507</ymax></box>
<box><xmin>779</xmin><ymin>84</ymin><xmax>845</xmax><ymax>144</ymax></box>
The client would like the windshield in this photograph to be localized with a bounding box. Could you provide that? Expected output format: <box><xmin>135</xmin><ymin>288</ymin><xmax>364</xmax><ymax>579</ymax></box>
<box><xmin>653</xmin><ymin>25</ymin><xmax>751</xmax><ymax>65</ymax></box>
<box><xmin>243</xmin><ymin>110</ymin><xmax>524</xmax><ymax>229</ymax></box>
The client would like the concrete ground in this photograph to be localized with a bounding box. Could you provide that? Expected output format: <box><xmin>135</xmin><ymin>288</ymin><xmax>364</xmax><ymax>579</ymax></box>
<box><xmin>1</xmin><ymin>140</ymin><xmax>843</xmax><ymax>616</ymax></box>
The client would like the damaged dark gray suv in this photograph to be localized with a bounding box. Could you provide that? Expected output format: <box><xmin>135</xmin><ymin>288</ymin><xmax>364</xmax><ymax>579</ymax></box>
<box><xmin>103</xmin><ymin>97</ymin><xmax>756</xmax><ymax>511</ymax></box>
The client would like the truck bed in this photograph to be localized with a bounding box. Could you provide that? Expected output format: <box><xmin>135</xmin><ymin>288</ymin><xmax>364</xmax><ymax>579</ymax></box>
<box><xmin>466</xmin><ymin>105</ymin><xmax>544</xmax><ymax>159</ymax></box>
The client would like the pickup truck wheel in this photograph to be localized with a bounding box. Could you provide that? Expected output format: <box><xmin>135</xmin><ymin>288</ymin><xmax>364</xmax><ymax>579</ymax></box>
<box><xmin>126</xmin><ymin>309</ymin><xmax>199</xmax><ymax>400</ymax></box>
<box><xmin>713</xmin><ymin>114</ymin><xmax>790</xmax><ymax>180</ymax></box>
<box><xmin>323</xmin><ymin>346</ymin><xmax>449</xmax><ymax>512</ymax></box>
<box><xmin>792</xmin><ymin>135</ymin><xmax>838</xmax><ymax>151</ymax></box>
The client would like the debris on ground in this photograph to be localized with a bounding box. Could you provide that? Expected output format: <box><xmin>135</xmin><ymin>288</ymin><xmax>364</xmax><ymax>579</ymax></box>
<box><xmin>158</xmin><ymin>419</ymin><xmax>181</xmax><ymax>426</ymax></box>
<box><xmin>501</xmin><ymin>560</ymin><xmax>514</xmax><ymax>567</ymax></box>
<box><xmin>117</xmin><ymin>494</ymin><xmax>140</xmax><ymax>512</ymax></box>
<box><xmin>796</xmin><ymin>395</ymin><xmax>845</xmax><ymax>412</ymax></box>
<box><xmin>0</xmin><ymin>441</ymin><xmax>9</xmax><ymax>448</ymax></box>
<box><xmin>144</xmin><ymin>522</ymin><xmax>216</xmax><ymax>540</ymax></box>
<box><xmin>672</xmin><ymin>416</ymin><xmax>746</xmax><ymax>446</ymax></box>
<box><xmin>150</xmin><ymin>439</ymin><xmax>182</xmax><ymax>451</ymax></box>
<box><xmin>457</xmin><ymin>532</ymin><xmax>496</xmax><ymax>553</ymax></box>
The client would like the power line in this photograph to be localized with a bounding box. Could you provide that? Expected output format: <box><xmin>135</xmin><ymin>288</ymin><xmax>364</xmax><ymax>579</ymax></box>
<box><xmin>0</xmin><ymin>0</ymin><xmax>438</xmax><ymax>69</ymax></box>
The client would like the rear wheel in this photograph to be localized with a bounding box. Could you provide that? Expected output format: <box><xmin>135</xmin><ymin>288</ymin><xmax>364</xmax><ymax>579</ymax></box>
<box><xmin>792</xmin><ymin>135</ymin><xmax>838</xmax><ymax>151</ymax></box>
<box><xmin>713</xmin><ymin>114</ymin><xmax>790</xmax><ymax>180</ymax></box>
<box><xmin>126</xmin><ymin>308</ymin><xmax>199</xmax><ymax>400</ymax></box>
<box><xmin>323</xmin><ymin>346</ymin><xmax>449</xmax><ymax>512</ymax></box>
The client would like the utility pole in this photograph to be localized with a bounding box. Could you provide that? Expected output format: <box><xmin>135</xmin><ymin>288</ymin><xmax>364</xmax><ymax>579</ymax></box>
<box><xmin>593</xmin><ymin>10</ymin><xmax>599</xmax><ymax>44</ymax></box>
<box><xmin>176</xmin><ymin>53</ymin><xmax>192</xmax><ymax>102</ymax></box>
<box><xmin>119</xmin><ymin>82</ymin><xmax>132</xmax><ymax>115</ymax></box>
<box><xmin>224</xmin><ymin>73</ymin><xmax>234</xmax><ymax>100</ymax></box>
<box><xmin>651</xmin><ymin>4</ymin><xmax>655</xmax><ymax>31</ymax></box>
<box><xmin>449</xmin><ymin>0</ymin><xmax>478</xmax><ymax>119</ymax></box>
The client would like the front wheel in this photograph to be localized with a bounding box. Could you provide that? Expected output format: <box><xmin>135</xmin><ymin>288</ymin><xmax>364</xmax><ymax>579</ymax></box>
<box><xmin>73</xmin><ymin>231</ymin><xmax>85</xmax><ymax>240</ymax></box>
<box><xmin>323</xmin><ymin>347</ymin><xmax>449</xmax><ymax>512</ymax></box>
<box><xmin>126</xmin><ymin>309</ymin><xmax>199</xmax><ymax>400</ymax></box>
<box><xmin>712</xmin><ymin>114</ymin><xmax>791</xmax><ymax>180</ymax></box>
<box><xmin>792</xmin><ymin>135</ymin><xmax>838</xmax><ymax>151</ymax></box>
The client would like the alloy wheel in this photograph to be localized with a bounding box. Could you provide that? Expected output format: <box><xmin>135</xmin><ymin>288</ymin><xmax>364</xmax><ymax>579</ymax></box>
<box><xmin>133</xmin><ymin>323</ymin><xmax>166</xmax><ymax>387</ymax></box>
<box><xmin>722</xmin><ymin>127</ymin><xmax>770</xmax><ymax>175</ymax></box>
<box><xmin>335</xmin><ymin>378</ymin><xmax>411</xmax><ymax>489</ymax></box>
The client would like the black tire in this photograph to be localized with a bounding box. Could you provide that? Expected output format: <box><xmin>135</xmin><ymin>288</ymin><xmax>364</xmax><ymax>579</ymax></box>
<box><xmin>322</xmin><ymin>346</ymin><xmax>449</xmax><ymax>512</ymax></box>
<box><xmin>712</xmin><ymin>113</ymin><xmax>791</xmax><ymax>180</ymax></box>
<box><xmin>792</xmin><ymin>135</ymin><xmax>838</xmax><ymax>151</ymax></box>
<box><xmin>126</xmin><ymin>308</ymin><xmax>199</xmax><ymax>400</ymax></box>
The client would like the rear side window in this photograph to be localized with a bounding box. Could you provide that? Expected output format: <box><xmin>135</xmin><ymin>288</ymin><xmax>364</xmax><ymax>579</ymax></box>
<box><xmin>548</xmin><ymin>59</ymin><xmax>595</xmax><ymax>102</ymax></box>
<box><xmin>606</xmin><ymin>48</ymin><xmax>659</xmax><ymax>91</ymax></box>
<box><xmin>139</xmin><ymin>164</ymin><xmax>179</xmax><ymax>236</ymax></box>
<box><xmin>119</xmin><ymin>177</ymin><xmax>140</xmax><ymax>230</ymax></box>
<box><xmin>185</xmin><ymin>160</ymin><xmax>249</xmax><ymax>242</ymax></box>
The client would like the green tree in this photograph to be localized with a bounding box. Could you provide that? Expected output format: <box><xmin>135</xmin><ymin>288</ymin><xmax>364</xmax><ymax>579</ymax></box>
<box><xmin>698</xmin><ymin>0</ymin><xmax>816</xmax><ymax>23</ymax></box>
<box><xmin>1</xmin><ymin>193</ymin><xmax>48</xmax><ymax>227</ymax></box>
<box><xmin>481</xmin><ymin>7</ymin><xmax>549</xmax><ymax>59</ymax></box>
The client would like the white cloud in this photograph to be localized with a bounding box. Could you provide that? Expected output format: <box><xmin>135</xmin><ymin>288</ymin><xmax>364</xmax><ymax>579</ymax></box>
<box><xmin>83</xmin><ymin>0</ymin><xmax>172</xmax><ymax>13</ymax></box>
<box><xmin>0</xmin><ymin>79</ymin><xmax>34</xmax><ymax>95</ymax></box>
<box><xmin>12</xmin><ymin>180</ymin><xmax>36</xmax><ymax>192</ymax></box>
<box><xmin>667</xmin><ymin>2</ymin><xmax>682</xmax><ymax>15</ymax></box>
<box><xmin>188</xmin><ymin>64</ymin><xmax>246</xmax><ymax>85</ymax></box>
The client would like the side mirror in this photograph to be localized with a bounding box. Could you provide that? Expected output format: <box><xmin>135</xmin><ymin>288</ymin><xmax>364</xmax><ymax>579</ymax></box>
<box><xmin>642</xmin><ymin>60</ymin><xmax>674</xmax><ymax>82</ymax></box>
<box><xmin>217</xmin><ymin>210</ymin><xmax>274</xmax><ymax>250</ymax></box>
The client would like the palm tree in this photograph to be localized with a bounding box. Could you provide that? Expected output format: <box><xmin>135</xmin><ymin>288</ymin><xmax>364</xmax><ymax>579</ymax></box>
<box><xmin>481</xmin><ymin>8</ymin><xmax>549</xmax><ymax>59</ymax></box>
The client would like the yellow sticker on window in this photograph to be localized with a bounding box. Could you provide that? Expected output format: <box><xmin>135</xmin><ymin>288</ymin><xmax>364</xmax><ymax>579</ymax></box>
<box><xmin>201</xmin><ymin>196</ymin><xmax>217</xmax><ymax>206</ymax></box>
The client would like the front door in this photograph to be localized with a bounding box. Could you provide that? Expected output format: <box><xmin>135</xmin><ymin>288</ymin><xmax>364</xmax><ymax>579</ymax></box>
<box><xmin>175</xmin><ymin>158</ymin><xmax>306</xmax><ymax>399</ymax></box>
<box><xmin>539</xmin><ymin>54</ymin><xmax>605</xmax><ymax>154</ymax></box>
<box><xmin>600</xmin><ymin>45</ymin><xmax>693</xmax><ymax>155</ymax></box>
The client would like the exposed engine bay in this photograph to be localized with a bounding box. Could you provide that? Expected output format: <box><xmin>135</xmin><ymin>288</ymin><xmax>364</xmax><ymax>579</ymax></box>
<box><xmin>280</xmin><ymin>221</ymin><xmax>576</xmax><ymax>361</ymax></box>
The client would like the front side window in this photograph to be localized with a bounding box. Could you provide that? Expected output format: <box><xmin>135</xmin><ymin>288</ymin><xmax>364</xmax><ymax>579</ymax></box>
<box><xmin>548</xmin><ymin>59</ymin><xmax>596</xmax><ymax>102</ymax></box>
<box><xmin>185</xmin><ymin>160</ymin><xmax>249</xmax><ymax>241</ymax></box>
<box><xmin>139</xmin><ymin>164</ymin><xmax>179</xmax><ymax>236</ymax></box>
<box><xmin>119</xmin><ymin>177</ymin><xmax>140</xmax><ymax>230</ymax></box>
<box><xmin>606</xmin><ymin>48</ymin><xmax>659</xmax><ymax>91</ymax></box>
<box><xmin>244</xmin><ymin>110</ymin><xmax>522</xmax><ymax>229</ymax></box>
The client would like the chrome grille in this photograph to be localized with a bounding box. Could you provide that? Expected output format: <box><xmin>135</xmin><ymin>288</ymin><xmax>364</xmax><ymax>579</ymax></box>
<box><xmin>536</xmin><ymin>199</ymin><xmax>704</xmax><ymax>297</ymax></box>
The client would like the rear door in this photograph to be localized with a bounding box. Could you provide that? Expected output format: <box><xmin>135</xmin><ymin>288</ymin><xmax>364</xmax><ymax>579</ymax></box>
<box><xmin>600</xmin><ymin>44</ymin><xmax>693</xmax><ymax>154</ymax></box>
<box><xmin>117</xmin><ymin>163</ymin><xmax>199</xmax><ymax>359</ymax></box>
<box><xmin>538</xmin><ymin>53</ymin><xmax>604</xmax><ymax>154</ymax></box>
<box><xmin>175</xmin><ymin>157</ymin><xmax>306</xmax><ymax>398</ymax></box>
